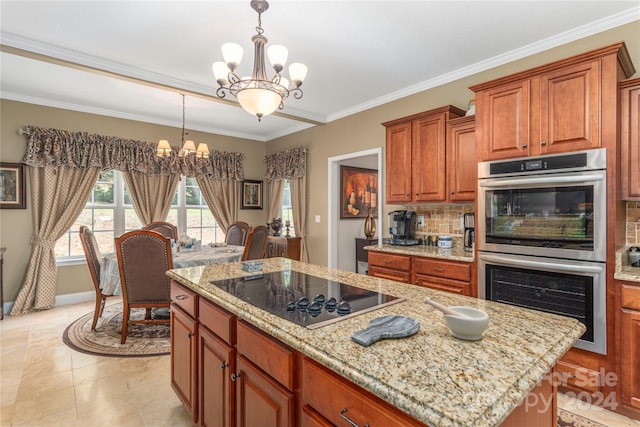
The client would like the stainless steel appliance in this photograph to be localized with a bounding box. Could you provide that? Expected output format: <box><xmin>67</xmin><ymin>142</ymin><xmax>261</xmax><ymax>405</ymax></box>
<box><xmin>209</xmin><ymin>270</ymin><xmax>404</xmax><ymax>329</ymax></box>
<box><xmin>384</xmin><ymin>210</ymin><xmax>419</xmax><ymax>246</ymax></box>
<box><xmin>477</xmin><ymin>149</ymin><xmax>607</xmax><ymax>355</ymax></box>
<box><xmin>463</xmin><ymin>212</ymin><xmax>474</xmax><ymax>252</ymax></box>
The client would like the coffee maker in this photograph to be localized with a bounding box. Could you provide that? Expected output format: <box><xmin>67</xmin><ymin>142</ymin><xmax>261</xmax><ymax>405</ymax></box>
<box><xmin>384</xmin><ymin>210</ymin><xmax>419</xmax><ymax>246</ymax></box>
<box><xmin>463</xmin><ymin>212</ymin><xmax>474</xmax><ymax>252</ymax></box>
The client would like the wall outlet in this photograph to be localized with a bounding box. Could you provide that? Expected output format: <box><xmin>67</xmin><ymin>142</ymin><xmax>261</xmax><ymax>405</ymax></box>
<box><xmin>315</xmin><ymin>215</ymin><xmax>321</xmax><ymax>223</ymax></box>
<box><xmin>417</xmin><ymin>215</ymin><xmax>425</xmax><ymax>226</ymax></box>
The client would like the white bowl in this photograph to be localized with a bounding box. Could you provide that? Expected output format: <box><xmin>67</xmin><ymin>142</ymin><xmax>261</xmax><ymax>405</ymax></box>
<box><xmin>443</xmin><ymin>306</ymin><xmax>490</xmax><ymax>340</ymax></box>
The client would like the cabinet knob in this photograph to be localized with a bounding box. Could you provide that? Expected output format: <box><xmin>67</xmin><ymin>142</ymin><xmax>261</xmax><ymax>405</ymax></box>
<box><xmin>340</xmin><ymin>408</ymin><xmax>369</xmax><ymax>427</ymax></box>
<box><xmin>187</xmin><ymin>332</ymin><xmax>194</xmax><ymax>338</ymax></box>
<box><xmin>406</xmin><ymin>193</ymin><xmax>410</xmax><ymax>197</ymax></box>
<box><xmin>540</xmin><ymin>140</ymin><xmax>547</xmax><ymax>146</ymax></box>
<box><xmin>450</xmin><ymin>191</ymin><xmax>455</xmax><ymax>195</ymax></box>
<box><xmin>403</xmin><ymin>279</ymin><xmax>409</xmax><ymax>283</ymax></box>
<box><xmin>220</xmin><ymin>362</ymin><xmax>229</xmax><ymax>370</ymax></box>
<box><xmin>521</xmin><ymin>144</ymin><xmax>528</xmax><ymax>148</ymax></box>
<box><xmin>231</xmin><ymin>373</ymin><xmax>241</xmax><ymax>381</ymax></box>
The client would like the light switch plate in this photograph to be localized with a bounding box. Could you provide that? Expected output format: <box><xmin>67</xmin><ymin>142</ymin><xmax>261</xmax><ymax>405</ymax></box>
<box><xmin>315</xmin><ymin>215</ymin><xmax>321</xmax><ymax>223</ymax></box>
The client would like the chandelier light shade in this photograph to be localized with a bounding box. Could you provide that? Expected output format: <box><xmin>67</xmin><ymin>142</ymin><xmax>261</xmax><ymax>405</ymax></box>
<box><xmin>212</xmin><ymin>0</ymin><xmax>307</xmax><ymax>121</ymax></box>
<box><xmin>157</xmin><ymin>95</ymin><xmax>209</xmax><ymax>159</ymax></box>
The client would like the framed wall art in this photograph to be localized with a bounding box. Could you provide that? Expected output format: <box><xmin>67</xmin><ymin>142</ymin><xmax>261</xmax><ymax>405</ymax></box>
<box><xmin>241</xmin><ymin>179</ymin><xmax>263</xmax><ymax>209</ymax></box>
<box><xmin>340</xmin><ymin>166</ymin><xmax>378</xmax><ymax>219</ymax></box>
<box><xmin>0</xmin><ymin>162</ymin><xmax>26</xmax><ymax>209</ymax></box>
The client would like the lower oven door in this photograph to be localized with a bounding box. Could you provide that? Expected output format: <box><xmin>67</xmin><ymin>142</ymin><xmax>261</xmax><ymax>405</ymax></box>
<box><xmin>478</xmin><ymin>252</ymin><xmax>606</xmax><ymax>355</ymax></box>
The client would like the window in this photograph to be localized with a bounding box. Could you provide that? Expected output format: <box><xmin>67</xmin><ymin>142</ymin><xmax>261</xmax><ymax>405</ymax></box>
<box><xmin>56</xmin><ymin>171</ymin><xmax>222</xmax><ymax>263</ymax></box>
<box><xmin>281</xmin><ymin>180</ymin><xmax>295</xmax><ymax>236</ymax></box>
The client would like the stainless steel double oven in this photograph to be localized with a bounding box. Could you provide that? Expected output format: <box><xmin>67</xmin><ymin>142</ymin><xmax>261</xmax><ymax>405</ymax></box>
<box><xmin>477</xmin><ymin>148</ymin><xmax>607</xmax><ymax>354</ymax></box>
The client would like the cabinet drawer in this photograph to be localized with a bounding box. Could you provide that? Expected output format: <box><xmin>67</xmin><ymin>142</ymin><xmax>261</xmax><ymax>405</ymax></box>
<box><xmin>368</xmin><ymin>265</ymin><xmax>411</xmax><ymax>283</ymax></box>
<box><xmin>415</xmin><ymin>274</ymin><xmax>470</xmax><ymax>295</ymax></box>
<box><xmin>236</xmin><ymin>321</ymin><xmax>294</xmax><ymax>390</ymax></box>
<box><xmin>171</xmin><ymin>281</ymin><xmax>197</xmax><ymax>318</ymax></box>
<box><xmin>413</xmin><ymin>257</ymin><xmax>470</xmax><ymax>282</ymax></box>
<box><xmin>302</xmin><ymin>358</ymin><xmax>424</xmax><ymax>427</ymax></box>
<box><xmin>199</xmin><ymin>298</ymin><xmax>235</xmax><ymax>345</ymax></box>
<box><xmin>556</xmin><ymin>361</ymin><xmax>602</xmax><ymax>393</ymax></box>
<box><xmin>368</xmin><ymin>251</ymin><xmax>411</xmax><ymax>271</ymax></box>
<box><xmin>621</xmin><ymin>284</ymin><xmax>640</xmax><ymax>311</ymax></box>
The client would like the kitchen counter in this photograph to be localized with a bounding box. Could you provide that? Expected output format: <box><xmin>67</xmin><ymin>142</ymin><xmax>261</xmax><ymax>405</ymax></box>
<box><xmin>615</xmin><ymin>246</ymin><xmax>640</xmax><ymax>282</ymax></box>
<box><xmin>166</xmin><ymin>258</ymin><xmax>584</xmax><ymax>427</ymax></box>
<box><xmin>364</xmin><ymin>243</ymin><xmax>474</xmax><ymax>262</ymax></box>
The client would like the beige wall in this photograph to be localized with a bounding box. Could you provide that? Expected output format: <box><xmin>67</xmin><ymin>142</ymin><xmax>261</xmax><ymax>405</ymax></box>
<box><xmin>0</xmin><ymin>100</ymin><xmax>266</xmax><ymax>304</ymax></box>
<box><xmin>1</xmin><ymin>21</ymin><xmax>638</xmax><ymax>308</ymax></box>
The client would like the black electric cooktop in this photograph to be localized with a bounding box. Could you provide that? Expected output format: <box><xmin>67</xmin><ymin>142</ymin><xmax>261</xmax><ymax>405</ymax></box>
<box><xmin>209</xmin><ymin>270</ymin><xmax>404</xmax><ymax>329</ymax></box>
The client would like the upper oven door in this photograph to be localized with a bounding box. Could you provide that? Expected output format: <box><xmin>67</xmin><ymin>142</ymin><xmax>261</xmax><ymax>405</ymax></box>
<box><xmin>477</xmin><ymin>169</ymin><xmax>606</xmax><ymax>261</ymax></box>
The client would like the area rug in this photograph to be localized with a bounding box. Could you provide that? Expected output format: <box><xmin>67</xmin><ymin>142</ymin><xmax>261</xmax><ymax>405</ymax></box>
<box><xmin>63</xmin><ymin>302</ymin><xmax>170</xmax><ymax>357</ymax></box>
<box><xmin>558</xmin><ymin>408</ymin><xmax>607</xmax><ymax>427</ymax></box>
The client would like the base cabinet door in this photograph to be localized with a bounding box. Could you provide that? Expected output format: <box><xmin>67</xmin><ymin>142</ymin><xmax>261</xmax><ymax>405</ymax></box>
<box><xmin>171</xmin><ymin>306</ymin><xmax>198</xmax><ymax>423</ymax></box>
<box><xmin>621</xmin><ymin>310</ymin><xmax>640</xmax><ymax>409</ymax></box>
<box><xmin>235</xmin><ymin>355</ymin><xmax>295</xmax><ymax>427</ymax></box>
<box><xmin>199</xmin><ymin>325</ymin><xmax>235</xmax><ymax>427</ymax></box>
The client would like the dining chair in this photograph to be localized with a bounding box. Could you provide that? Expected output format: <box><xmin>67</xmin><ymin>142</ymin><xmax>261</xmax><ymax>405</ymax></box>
<box><xmin>79</xmin><ymin>226</ymin><xmax>117</xmax><ymax>331</ymax></box>
<box><xmin>242</xmin><ymin>225</ymin><xmax>269</xmax><ymax>261</ymax></box>
<box><xmin>142</xmin><ymin>221</ymin><xmax>178</xmax><ymax>241</ymax></box>
<box><xmin>115</xmin><ymin>229</ymin><xmax>173</xmax><ymax>344</ymax></box>
<box><xmin>225</xmin><ymin>221</ymin><xmax>250</xmax><ymax>246</ymax></box>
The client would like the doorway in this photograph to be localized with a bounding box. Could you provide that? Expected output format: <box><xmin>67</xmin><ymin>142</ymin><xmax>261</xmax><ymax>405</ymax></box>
<box><xmin>327</xmin><ymin>148</ymin><xmax>382</xmax><ymax>270</ymax></box>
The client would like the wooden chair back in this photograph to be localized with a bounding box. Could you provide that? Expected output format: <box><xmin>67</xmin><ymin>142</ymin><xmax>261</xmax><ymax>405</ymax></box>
<box><xmin>225</xmin><ymin>221</ymin><xmax>250</xmax><ymax>246</ymax></box>
<box><xmin>79</xmin><ymin>225</ymin><xmax>116</xmax><ymax>330</ymax></box>
<box><xmin>242</xmin><ymin>225</ymin><xmax>269</xmax><ymax>261</ymax></box>
<box><xmin>115</xmin><ymin>229</ymin><xmax>173</xmax><ymax>343</ymax></box>
<box><xmin>142</xmin><ymin>221</ymin><xmax>178</xmax><ymax>241</ymax></box>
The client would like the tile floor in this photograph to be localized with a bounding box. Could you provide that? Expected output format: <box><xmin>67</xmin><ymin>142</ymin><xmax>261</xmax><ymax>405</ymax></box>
<box><xmin>1</xmin><ymin>300</ymin><xmax>639</xmax><ymax>427</ymax></box>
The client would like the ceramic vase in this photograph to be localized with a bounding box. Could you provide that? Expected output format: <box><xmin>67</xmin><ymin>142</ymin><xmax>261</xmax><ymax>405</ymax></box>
<box><xmin>364</xmin><ymin>209</ymin><xmax>376</xmax><ymax>239</ymax></box>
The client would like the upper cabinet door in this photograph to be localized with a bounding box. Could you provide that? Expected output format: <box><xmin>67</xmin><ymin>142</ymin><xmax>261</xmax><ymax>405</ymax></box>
<box><xmin>538</xmin><ymin>60</ymin><xmax>601</xmax><ymax>155</ymax></box>
<box><xmin>621</xmin><ymin>78</ymin><xmax>640</xmax><ymax>200</ymax></box>
<box><xmin>478</xmin><ymin>80</ymin><xmax>531</xmax><ymax>161</ymax></box>
<box><xmin>447</xmin><ymin>116</ymin><xmax>476</xmax><ymax>202</ymax></box>
<box><xmin>412</xmin><ymin>114</ymin><xmax>447</xmax><ymax>202</ymax></box>
<box><xmin>385</xmin><ymin>122</ymin><xmax>412</xmax><ymax>203</ymax></box>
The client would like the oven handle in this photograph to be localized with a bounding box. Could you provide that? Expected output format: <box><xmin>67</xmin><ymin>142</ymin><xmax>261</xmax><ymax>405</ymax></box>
<box><xmin>479</xmin><ymin>254</ymin><xmax>604</xmax><ymax>274</ymax></box>
<box><xmin>478</xmin><ymin>173</ymin><xmax>604</xmax><ymax>187</ymax></box>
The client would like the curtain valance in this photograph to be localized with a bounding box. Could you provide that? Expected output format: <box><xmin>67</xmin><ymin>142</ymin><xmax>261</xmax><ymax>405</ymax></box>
<box><xmin>21</xmin><ymin>125</ymin><xmax>245</xmax><ymax>180</ymax></box>
<box><xmin>264</xmin><ymin>147</ymin><xmax>307</xmax><ymax>181</ymax></box>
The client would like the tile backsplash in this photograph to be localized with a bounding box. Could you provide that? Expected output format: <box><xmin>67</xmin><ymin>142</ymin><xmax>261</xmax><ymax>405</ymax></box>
<box><xmin>626</xmin><ymin>202</ymin><xmax>640</xmax><ymax>245</ymax></box>
<box><xmin>408</xmin><ymin>203</ymin><xmax>474</xmax><ymax>238</ymax></box>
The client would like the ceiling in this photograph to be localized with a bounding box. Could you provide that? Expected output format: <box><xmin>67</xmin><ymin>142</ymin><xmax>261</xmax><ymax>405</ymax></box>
<box><xmin>1</xmin><ymin>1</ymin><xmax>639</xmax><ymax>142</ymax></box>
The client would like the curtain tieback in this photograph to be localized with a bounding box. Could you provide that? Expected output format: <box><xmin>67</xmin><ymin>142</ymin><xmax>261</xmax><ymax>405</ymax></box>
<box><xmin>30</xmin><ymin>236</ymin><xmax>56</xmax><ymax>249</ymax></box>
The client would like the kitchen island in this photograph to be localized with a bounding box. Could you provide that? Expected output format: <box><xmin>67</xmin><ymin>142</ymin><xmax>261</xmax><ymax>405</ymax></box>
<box><xmin>166</xmin><ymin>258</ymin><xmax>585</xmax><ymax>427</ymax></box>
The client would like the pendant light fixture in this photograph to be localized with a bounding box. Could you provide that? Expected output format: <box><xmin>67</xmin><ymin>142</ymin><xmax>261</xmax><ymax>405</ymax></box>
<box><xmin>212</xmin><ymin>0</ymin><xmax>307</xmax><ymax>121</ymax></box>
<box><xmin>156</xmin><ymin>94</ymin><xmax>209</xmax><ymax>159</ymax></box>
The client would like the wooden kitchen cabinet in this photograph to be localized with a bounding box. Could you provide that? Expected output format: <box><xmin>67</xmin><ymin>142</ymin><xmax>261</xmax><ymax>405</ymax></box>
<box><xmin>446</xmin><ymin>115</ymin><xmax>476</xmax><ymax>201</ymax></box>
<box><xmin>472</xmin><ymin>43</ymin><xmax>634</xmax><ymax>161</ymax></box>
<box><xmin>620</xmin><ymin>78</ymin><xmax>640</xmax><ymax>200</ymax></box>
<box><xmin>383</xmin><ymin>105</ymin><xmax>465</xmax><ymax>204</ymax></box>
<box><xmin>413</xmin><ymin>257</ymin><xmax>472</xmax><ymax>296</ymax></box>
<box><xmin>267</xmin><ymin>236</ymin><xmax>301</xmax><ymax>261</ymax></box>
<box><xmin>367</xmin><ymin>251</ymin><xmax>411</xmax><ymax>283</ymax></box>
<box><xmin>171</xmin><ymin>281</ymin><xmax>199</xmax><ymax>423</ymax></box>
<box><xmin>619</xmin><ymin>282</ymin><xmax>640</xmax><ymax>413</ymax></box>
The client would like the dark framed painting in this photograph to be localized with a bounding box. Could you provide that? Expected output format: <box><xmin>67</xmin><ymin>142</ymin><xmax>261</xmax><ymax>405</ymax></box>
<box><xmin>241</xmin><ymin>179</ymin><xmax>263</xmax><ymax>209</ymax></box>
<box><xmin>0</xmin><ymin>162</ymin><xmax>26</xmax><ymax>209</ymax></box>
<box><xmin>340</xmin><ymin>166</ymin><xmax>378</xmax><ymax>219</ymax></box>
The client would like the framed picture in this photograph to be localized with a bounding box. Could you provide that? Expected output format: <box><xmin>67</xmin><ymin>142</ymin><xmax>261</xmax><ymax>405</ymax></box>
<box><xmin>241</xmin><ymin>179</ymin><xmax>263</xmax><ymax>209</ymax></box>
<box><xmin>0</xmin><ymin>162</ymin><xmax>26</xmax><ymax>209</ymax></box>
<box><xmin>340</xmin><ymin>166</ymin><xmax>378</xmax><ymax>219</ymax></box>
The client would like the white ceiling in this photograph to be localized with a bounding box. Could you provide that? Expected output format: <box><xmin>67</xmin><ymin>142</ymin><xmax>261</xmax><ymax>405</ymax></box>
<box><xmin>1</xmin><ymin>1</ymin><xmax>639</xmax><ymax>142</ymax></box>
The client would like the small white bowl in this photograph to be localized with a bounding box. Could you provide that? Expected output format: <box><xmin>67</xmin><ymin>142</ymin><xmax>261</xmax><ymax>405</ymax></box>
<box><xmin>443</xmin><ymin>306</ymin><xmax>490</xmax><ymax>340</ymax></box>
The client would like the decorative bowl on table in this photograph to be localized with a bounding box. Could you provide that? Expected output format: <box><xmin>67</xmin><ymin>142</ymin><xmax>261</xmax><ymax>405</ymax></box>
<box><xmin>443</xmin><ymin>306</ymin><xmax>490</xmax><ymax>341</ymax></box>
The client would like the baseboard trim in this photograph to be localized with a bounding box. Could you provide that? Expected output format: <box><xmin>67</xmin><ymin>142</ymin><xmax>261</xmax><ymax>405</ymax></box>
<box><xmin>2</xmin><ymin>291</ymin><xmax>96</xmax><ymax>316</ymax></box>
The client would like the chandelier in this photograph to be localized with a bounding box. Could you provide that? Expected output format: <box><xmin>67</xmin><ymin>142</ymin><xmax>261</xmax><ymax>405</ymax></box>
<box><xmin>212</xmin><ymin>0</ymin><xmax>307</xmax><ymax>121</ymax></box>
<box><xmin>156</xmin><ymin>94</ymin><xmax>209</xmax><ymax>159</ymax></box>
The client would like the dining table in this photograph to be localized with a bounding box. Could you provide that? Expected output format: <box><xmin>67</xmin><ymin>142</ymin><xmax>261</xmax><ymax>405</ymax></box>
<box><xmin>99</xmin><ymin>244</ymin><xmax>244</xmax><ymax>296</ymax></box>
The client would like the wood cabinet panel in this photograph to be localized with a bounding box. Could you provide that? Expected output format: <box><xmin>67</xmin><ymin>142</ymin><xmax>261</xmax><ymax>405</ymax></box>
<box><xmin>556</xmin><ymin>360</ymin><xmax>602</xmax><ymax>394</ymax></box>
<box><xmin>413</xmin><ymin>257</ymin><xmax>471</xmax><ymax>282</ymax></box>
<box><xmin>385</xmin><ymin>121</ymin><xmax>413</xmax><ymax>203</ymax></box>
<box><xmin>199</xmin><ymin>324</ymin><xmax>235</xmax><ymax>427</ymax></box>
<box><xmin>621</xmin><ymin>283</ymin><xmax>640</xmax><ymax>311</ymax></box>
<box><xmin>171</xmin><ymin>305</ymin><xmax>199</xmax><ymax>423</ymax></box>
<box><xmin>621</xmin><ymin>309</ymin><xmax>640</xmax><ymax>409</ymax></box>
<box><xmin>447</xmin><ymin>115</ymin><xmax>476</xmax><ymax>201</ymax></box>
<box><xmin>368</xmin><ymin>251</ymin><xmax>411</xmax><ymax>271</ymax></box>
<box><xmin>199</xmin><ymin>297</ymin><xmax>235</xmax><ymax>345</ymax></box>
<box><xmin>235</xmin><ymin>355</ymin><xmax>295</xmax><ymax>427</ymax></box>
<box><xmin>414</xmin><ymin>274</ymin><xmax>470</xmax><ymax>295</ymax></box>
<box><xmin>300</xmin><ymin>405</ymin><xmax>332</xmax><ymax>427</ymax></box>
<box><xmin>236</xmin><ymin>321</ymin><xmax>294</xmax><ymax>391</ymax></box>
<box><xmin>620</xmin><ymin>78</ymin><xmax>640</xmax><ymax>199</ymax></box>
<box><xmin>171</xmin><ymin>280</ymin><xmax>197</xmax><ymax>318</ymax></box>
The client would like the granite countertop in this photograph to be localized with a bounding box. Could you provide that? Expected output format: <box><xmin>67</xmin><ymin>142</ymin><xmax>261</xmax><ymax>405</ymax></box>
<box><xmin>614</xmin><ymin>246</ymin><xmax>640</xmax><ymax>282</ymax></box>
<box><xmin>166</xmin><ymin>258</ymin><xmax>584</xmax><ymax>427</ymax></box>
<box><xmin>364</xmin><ymin>243</ymin><xmax>474</xmax><ymax>262</ymax></box>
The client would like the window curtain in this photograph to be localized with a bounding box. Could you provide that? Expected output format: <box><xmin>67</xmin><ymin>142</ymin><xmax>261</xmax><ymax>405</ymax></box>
<box><xmin>267</xmin><ymin>180</ymin><xmax>285</xmax><ymax>223</ymax></box>
<box><xmin>265</xmin><ymin>147</ymin><xmax>308</xmax><ymax>261</ymax></box>
<box><xmin>122</xmin><ymin>171</ymin><xmax>180</xmax><ymax>225</ymax></box>
<box><xmin>10</xmin><ymin>165</ymin><xmax>100</xmax><ymax>314</ymax></box>
<box><xmin>196</xmin><ymin>178</ymin><xmax>239</xmax><ymax>234</ymax></box>
<box><xmin>11</xmin><ymin>125</ymin><xmax>244</xmax><ymax>314</ymax></box>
